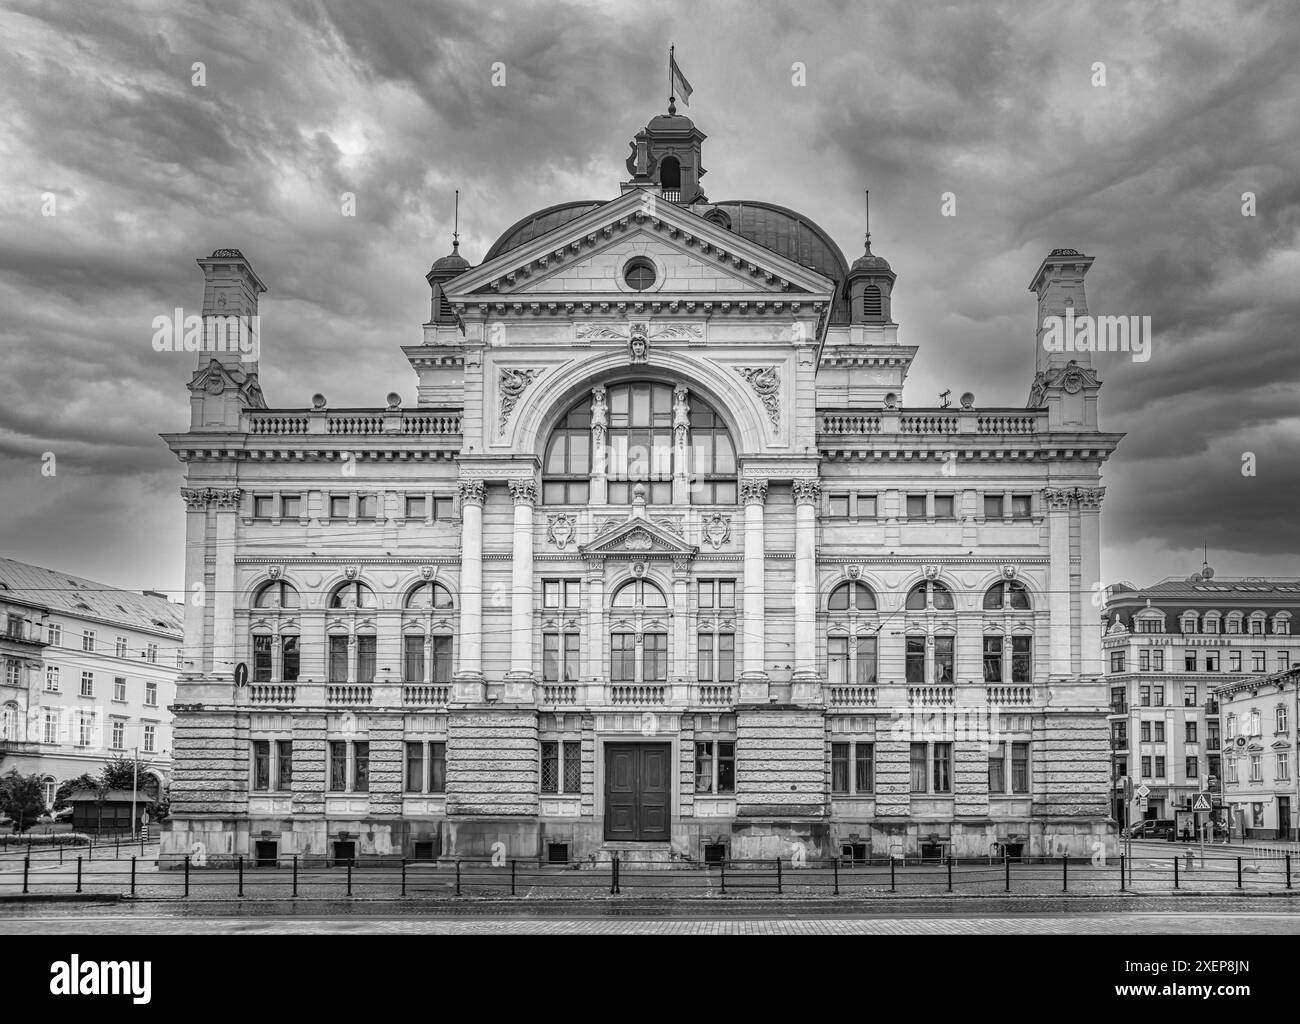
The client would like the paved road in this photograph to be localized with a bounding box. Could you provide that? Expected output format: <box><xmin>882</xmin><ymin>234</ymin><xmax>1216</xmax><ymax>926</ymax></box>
<box><xmin>4</xmin><ymin>912</ymin><xmax>1298</xmax><ymax>934</ymax></box>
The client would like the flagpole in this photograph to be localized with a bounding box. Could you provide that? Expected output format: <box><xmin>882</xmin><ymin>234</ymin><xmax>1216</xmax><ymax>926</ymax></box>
<box><xmin>668</xmin><ymin>44</ymin><xmax>674</xmax><ymax>114</ymax></box>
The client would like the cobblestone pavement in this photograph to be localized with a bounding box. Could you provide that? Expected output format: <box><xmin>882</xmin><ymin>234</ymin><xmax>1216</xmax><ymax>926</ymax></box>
<box><xmin>3</xmin><ymin>911</ymin><xmax>1298</xmax><ymax>934</ymax></box>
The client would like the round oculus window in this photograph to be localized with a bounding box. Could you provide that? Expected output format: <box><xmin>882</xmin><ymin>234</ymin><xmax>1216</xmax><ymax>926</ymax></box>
<box><xmin>623</xmin><ymin>258</ymin><xmax>656</xmax><ymax>291</ymax></box>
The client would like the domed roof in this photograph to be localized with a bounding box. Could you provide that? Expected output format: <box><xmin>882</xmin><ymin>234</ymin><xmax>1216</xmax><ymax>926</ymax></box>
<box><xmin>850</xmin><ymin>247</ymin><xmax>892</xmax><ymax>275</ymax></box>
<box><xmin>484</xmin><ymin>201</ymin><xmax>605</xmax><ymax>261</ymax></box>
<box><xmin>646</xmin><ymin>113</ymin><xmax>697</xmax><ymax>132</ymax></box>
<box><xmin>430</xmin><ymin>243</ymin><xmax>471</xmax><ymax>274</ymax></box>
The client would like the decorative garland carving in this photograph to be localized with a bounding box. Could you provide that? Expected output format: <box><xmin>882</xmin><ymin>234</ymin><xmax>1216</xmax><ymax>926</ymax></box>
<box><xmin>738</xmin><ymin>366</ymin><xmax>780</xmax><ymax>433</ymax></box>
<box><xmin>498</xmin><ymin>368</ymin><xmax>540</xmax><ymax>437</ymax></box>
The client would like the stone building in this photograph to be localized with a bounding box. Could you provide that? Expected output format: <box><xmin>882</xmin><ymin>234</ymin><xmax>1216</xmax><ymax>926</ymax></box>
<box><xmin>0</xmin><ymin>557</ymin><xmax>182</xmax><ymax>807</ymax></box>
<box><xmin>161</xmin><ymin>108</ymin><xmax>1122</xmax><ymax>866</ymax></box>
<box><xmin>1214</xmin><ymin>665</ymin><xmax>1299</xmax><ymax>841</ymax></box>
<box><xmin>1102</xmin><ymin>572</ymin><xmax>1300</xmax><ymax>831</ymax></box>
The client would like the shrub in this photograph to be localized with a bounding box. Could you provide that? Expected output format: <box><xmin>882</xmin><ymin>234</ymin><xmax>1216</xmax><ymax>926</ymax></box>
<box><xmin>4</xmin><ymin>832</ymin><xmax>91</xmax><ymax>846</ymax></box>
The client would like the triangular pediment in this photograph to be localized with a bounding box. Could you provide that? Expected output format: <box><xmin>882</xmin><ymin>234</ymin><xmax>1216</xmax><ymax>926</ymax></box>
<box><xmin>579</xmin><ymin>513</ymin><xmax>698</xmax><ymax>558</ymax></box>
<box><xmin>446</xmin><ymin>190</ymin><xmax>836</xmax><ymax>302</ymax></box>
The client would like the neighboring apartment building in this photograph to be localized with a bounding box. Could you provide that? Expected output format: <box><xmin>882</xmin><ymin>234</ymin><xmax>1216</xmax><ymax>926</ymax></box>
<box><xmin>1215</xmin><ymin>665</ymin><xmax>1300</xmax><ymax>841</ymax></box>
<box><xmin>161</xmin><ymin>104</ymin><xmax>1123</xmax><ymax>867</ymax></box>
<box><xmin>1102</xmin><ymin>570</ymin><xmax>1300</xmax><ymax>830</ymax></box>
<box><xmin>0</xmin><ymin>557</ymin><xmax>183</xmax><ymax>807</ymax></box>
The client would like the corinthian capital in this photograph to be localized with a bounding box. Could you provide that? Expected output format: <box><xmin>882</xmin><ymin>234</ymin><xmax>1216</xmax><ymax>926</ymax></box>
<box><xmin>739</xmin><ymin>478</ymin><xmax>769</xmax><ymax>506</ymax></box>
<box><xmin>1042</xmin><ymin>487</ymin><xmax>1073</xmax><ymax>511</ymax></box>
<box><xmin>209</xmin><ymin>487</ymin><xmax>243</xmax><ymax>510</ymax></box>
<box><xmin>457</xmin><ymin>479</ymin><xmax>486</xmax><ymax>506</ymax></box>
<box><xmin>508</xmin><ymin>479</ymin><xmax>538</xmax><ymax>506</ymax></box>
<box><xmin>1075</xmin><ymin>486</ymin><xmax>1105</xmax><ymax>510</ymax></box>
<box><xmin>792</xmin><ymin>479</ymin><xmax>822</xmax><ymax>506</ymax></box>
<box><xmin>180</xmin><ymin>487</ymin><xmax>210</xmax><ymax>511</ymax></box>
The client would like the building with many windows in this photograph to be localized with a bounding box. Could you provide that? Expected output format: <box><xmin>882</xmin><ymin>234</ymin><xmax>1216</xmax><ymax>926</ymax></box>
<box><xmin>161</xmin><ymin>106</ymin><xmax>1123</xmax><ymax>867</ymax></box>
<box><xmin>1101</xmin><ymin>571</ymin><xmax>1300</xmax><ymax>831</ymax></box>
<box><xmin>1215</xmin><ymin>665</ymin><xmax>1299</xmax><ymax>840</ymax></box>
<box><xmin>0</xmin><ymin>557</ymin><xmax>182</xmax><ymax>808</ymax></box>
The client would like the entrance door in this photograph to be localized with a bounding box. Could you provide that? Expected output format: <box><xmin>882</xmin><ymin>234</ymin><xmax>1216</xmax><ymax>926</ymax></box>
<box><xmin>604</xmin><ymin>743</ymin><xmax>671</xmax><ymax>841</ymax></box>
<box><xmin>1279</xmin><ymin>797</ymin><xmax>1291</xmax><ymax>840</ymax></box>
<box><xmin>254</xmin><ymin>840</ymin><xmax>278</xmax><ymax>867</ymax></box>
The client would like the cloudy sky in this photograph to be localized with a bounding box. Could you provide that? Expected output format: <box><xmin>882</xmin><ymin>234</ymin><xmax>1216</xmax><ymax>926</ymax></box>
<box><xmin>1</xmin><ymin>0</ymin><xmax>1298</xmax><ymax>599</ymax></box>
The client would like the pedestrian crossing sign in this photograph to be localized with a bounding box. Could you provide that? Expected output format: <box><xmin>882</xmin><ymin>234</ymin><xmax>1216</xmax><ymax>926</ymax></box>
<box><xmin>1192</xmin><ymin>793</ymin><xmax>1211</xmax><ymax>811</ymax></box>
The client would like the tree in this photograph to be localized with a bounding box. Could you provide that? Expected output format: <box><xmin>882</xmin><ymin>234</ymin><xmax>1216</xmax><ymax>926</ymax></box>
<box><xmin>101</xmin><ymin>754</ymin><xmax>152</xmax><ymax>793</ymax></box>
<box><xmin>0</xmin><ymin>771</ymin><xmax>48</xmax><ymax>833</ymax></box>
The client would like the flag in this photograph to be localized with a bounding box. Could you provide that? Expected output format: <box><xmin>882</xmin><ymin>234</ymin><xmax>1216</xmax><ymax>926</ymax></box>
<box><xmin>670</xmin><ymin>51</ymin><xmax>693</xmax><ymax>107</ymax></box>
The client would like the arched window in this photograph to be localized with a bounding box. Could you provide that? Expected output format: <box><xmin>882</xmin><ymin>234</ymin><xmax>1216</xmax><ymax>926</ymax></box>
<box><xmin>862</xmin><ymin>285</ymin><xmax>883</xmax><ymax>318</ymax></box>
<box><xmin>659</xmin><ymin>155</ymin><xmax>681</xmax><ymax>190</ymax></box>
<box><xmin>1225</xmin><ymin>612</ymin><xmax>1244</xmax><ymax>634</ymax></box>
<box><xmin>0</xmin><ymin>702</ymin><xmax>16</xmax><ymax>741</ymax></box>
<box><xmin>329</xmin><ymin>581</ymin><xmax>376</xmax><ymax>609</ymax></box>
<box><xmin>254</xmin><ymin>581</ymin><xmax>299</xmax><ymax>609</ymax></box>
<box><xmin>983</xmin><ymin>580</ymin><xmax>1031</xmax><ymax>611</ymax></box>
<box><xmin>1203</xmin><ymin>611</ymin><xmax>1221</xmax><ymax>634</ymax></box>
<box><xmin>1274</xmin><ymin>612</ymin><xmax>1292</xmax><ymax>635</ymax></box>
<box><xmin>612</xmin><ymin>579</ymin><xmax>667</xmax><ymax>609</ymax></box>
<box><xmin>1249</xmin><ymin>611</ymin><xmax>1267</xmax><ymax>635</ymax></box>
<box><xmin>543</xmin><ymin>383</ymin><xmax>736</xmax><ymax>507</ymax></box>
<box><xmin>828</xmin><ymin>581</ymin><xmax>876</xmax><ymax>612</ymax></box>
<box><xmin>907</xmin><ymin>580</ymin><xmax>954</xmax><ymax>611</ymax></box>
<box><xmin>405</xmin><ymin>582</ymin><xmax>454</xmax><ymax>610</ymax></box>
<box><xmin>1179</xmin><ymin>610</ymin><xmax>1199</xmax><ymax>634</ymax></box>
<box><xmin>41</xmin><ymin>776</ymin><xmax>56</xmax><ymax>810</ymax></box>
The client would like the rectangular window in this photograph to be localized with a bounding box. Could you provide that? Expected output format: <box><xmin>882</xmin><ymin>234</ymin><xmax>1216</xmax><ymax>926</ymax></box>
<box><xmin>1111</xmin><ymin>722</ymin><xmax>1127</xmax><ymax>746</ymax></box>
<box><xmin>988</xmin><ymin>741</ymin><xmax>1006</xmax><ymax>793</ymax></box>
<box><xmin>563</xmin><ymin>740</ymin><xmax>581</xmax><ymax>794</ymax></box>
<box><xmin>933</xmin><ymin>495</ymin><xmax>955</xmax><ymax>519</ymax></box>
<box><xmin>857</xmin><ymin>495</ymin><xmax>877</xmax><ymax>518</ymax></box>
<box><xmin>80</xmin><ymin>672</ymin><xmax>94</xmax><ymax>697</ymax></box>
<box><xmin>1278</xmin><ymin>753</ymin><xmax>1290</xmax><ymax>781</ymax></box>
<box><xmin>1139</xmin><ymin>650</ymin><xmax>1150</xmax><ymax>671</ymax></box>
<box><xmin>329</xmin><ymin>495</ymin><xmax>350</xmax><ymax>519</ymax></box>
<box><xmin>539</xmin><ymin>579</ymin><xmax>581</xmax><ymax>608</ymax></box>
<box><xmin>1229</xmin><ymin>651</ymin><xmax>1241</xmax><ymax>672</ymax></box>
<box><xmin>831</xmin><ymin>742</ymin><xmax>850</xmax><ymax>794</ymax></box>
<box><xmin>1139</xmin><ymin>685</ymin><xmax>1150</xmax><ymax>706</ymax></box>
<box><xmin>1011</xmin><ymin>742</ymin><xmax>1029</xmax><ymax>793</ymax></box>
<box><xmin>1249</xmin><ymin>755</ymin><xmax>1261</xmax><ymax>782</ymax></box>
<box><xmin>405</xmin><ymin>741</ymin><xmax>424</xmax><ymax>793</ymax></box>
<box><xmin>47</xmin><ymin>623</ymin><xmax>61</xmax><ymax>646</ymax></box>
<box><xmin>855</xmin><ymin>636</ymin><xmax>876</xmax><ymax>685</ymax></box>
<box><xmin>984</xmin><ymin>494</ymin><xmax>1004</xmax><ymax>518</ymax></box>
<box><xmin>1110</xmin><ymin>651</ymin><xmax>1126</xmax><ymax>673</ymax></box>
<box><xmin>1185</xmin><ymin>755</ymin><xmax>1199</xmax><ymax>781</ymax></box>
<box><xmin>1277</xmin><ymin>706</ymin><xmax>1289</xmax><ymax>733</ymax></box>
<box><xmin>827</xmin><ymin>637</ymin><xmax>847</xmax><ymax>686</ymax></box>
<box><xmin>430</xmin><ymin>742</ymin><xmax>446</xmax><ymax>792</ymax></box>
<box><xmin>1140</xmin><ymin>721</ymin><xmax>1151</xmax><ymax>742</ymax></box>
<box><xmin>909</xmin><ymin>742</ymin><xmax>927</xmax><ymax>792</ymax></box>
<box><xmin>1226</xmin><ymin>759</ymin><xmax>1237</xmax><ymax>784</ymax></box>
<box><xmin>642</xmin><ymin>633</ymin><xmax>667</xmax><ymax>683</ymax></box>
<box><xmin>1153</xmin><ymin>685</ymin><xmax>1164</xmax><ymax>706</ymax></box>
<box><xmin>45</xmin><ymin>667</ymin><xmax>61</xmax><ymax>692</ymax></box>
<box><xmin>1186</xmin><ymin>721</ymin><xmax>1198</xmax><ymax>743</ymax></box>
<box><xmin>253</xmin><ymin>635</ymin><xmax>273</xmax><ymax>682</ymax></box>
<box><xmin>934</xmin><ymin>636</ymin><xmax>954</xmax><ymax>684</ymax></box>
<box><xmin>45</xmin><ymin>710</ymin><xmax>59</xmax><ymax>745</ymax></box>
<box><xmin>542</xmin><ymin>632</ymin><xmax>580</xmax><ymax>683</ymax></box>
<box><xmin>404</xmin><ymin>635</ymin><xmax>425</xmax><ymax>683</ymax></box>
<box><xmin>542</xmin><ymin>740</ymin><xmax>581</xmax><ymax>795</ymax></box>
<box><xmin>405</xmin><ymin>496</ymin><xmax>427</xmax><ymax>519</ymax></box>
<box><xmin>281</xmin><ymin>494</ymin><xmax>302</xmax><ymax>518</ymax></box>
<box><xmin>77</xmin><ymin>712</ymin><xmax>94</xmax><ymax>748</ymax></box>
<box><xmin>1011</xmin><ymin>636</ymin><xmax>1031</xmax><ymax>683</ymax></box>
<box><xmin>4</xmin><ymin>659</ymin><xmax>17</xmax><ymax>687</ymax></box>
<box><xmin>827</xmin><ymin>494</ymin><xmax>849</xmax><ymax>517</ymax></box>
<box><xmin>253</xmin><ymin>739</ymin><xmax>271</xmax><ymax>791</ymax></box>
<box><xmin>717</xmin><ymin>633</ymin><xmax>735</xmax><ymax>683</ymax></box>
<box><xmin>1280</xmin><ymin>651</ymin><xmax>1292</xmax><ymax>671</ymax></box>
<box><xmin>1154</xmin><ymin>721</ymin><xmax>1165</xmax><ymax>742</ymax></box>
<box><xmin>356</xmin><ymin>495</ymin><xmax>377</xmax><ymax>519</ymax></box>
<box><xmin>111</xmin><ymin>719</ymin><xmax>124</xmax><ymax>750</ymax></box>
<box><xmin>433</xmin><ymin>496</ymin><xmax>455</xmax><ymax>520</ymax></box>
<box><xmin>113</xmin><ymin>677</ymin><xmax>126</xmax><ymax>701</ymax></box>
<box><xmin>1184</xmin><ymin>650</ymin><xmax>1197</xmax><ymax>671</ymax></box>
<box><xmin>1154</xmin><ymin>756</ymin><xmax>1166</xmax><ymax>779</ymax></box>
<box><xmin>1251</xmin><ymin>650</ymin><xmax>1266</xmax><ymax>672</ymax></box>
<box><xmin>328</xmin><ymin>636</ymin><xmax>348</xmax><ymax>683</ymax></box>
<box><xmin>1183</xmin><ymin>684</ymin><xmax>1197</xmax><ymax>707</ymax></box>
<box><xmin>254</xmin><ymin>494</ymin><xmax>274</xmax><ymax>518</ymax></box>
<box><xmin>1207</xmin><ymin>722</ymin><xmax>1220</xmax><ymax>750</ymax></box>
<box><xmin>1010</xmin><ymin>494</ymin><xmax>1032</xmax><ymax>518</ymax></box>
<box><xmin>82</xmin><ymin>630</ymin><xmax>95</xmax><ymax>652</ymax></box>
<box><xmin>906</xmin><ymin>494</ymin><xmax>926</xmax><ymax>518</ymax></box>
<box><xmin>854</xmin><ymin>744</ymin><xmax>873</xmax><ymax>793</ymax></box>
<box><xmin>905</xmin><ymin>636</ymin><xmax>926</xmax><ymax>684</ymax></box>
<box><xmin>717</xmin><ymin>741</ymin><xmax>735</xmax><ymax>794</ymax></box>
<box><xmin>694</xmin><ymin>740</ymin><xmax>714</xmax><ymax>795</ymax></box>
<box><xmin>145</xmin><ymin>643</ymin><xmax>157</xmax><ymax>664</ymax></box>
<box><xmin>276</xmin><ymin>740</ymin><xmax>292</xmax><ymax>789</ymax></box>
<box><xmin>115</xmin><ymin>636</ymin><xmax>128</xmax><ymax>658</ymax></box>
<box><xmin>611</xmin><ymin>634</ymin><xmax>636</xmax><ymax>683</ymax></box>
<box><xmin>282</xmin><ymin>636</ymin><xmax>299</xmax><ymax>682</ymax></box>
<box><xmin>353</xmin><ymin>742</ymin><xmax>369</xmax><ymax>792</ymax></box>
<box><xmin>431</xmin><ymin>635</ymin><xmax>452</xmax><ymax>683</ymax></box>
<box><xmin>1152</xmin><ymin>649</ymin><xmax>1164</xmax><ymax>671</ymax></box>
<box><xmin>329</xmin><ymin>741</ymin><xmax>347</xmax><ymax>792</ymax></box>
<box><xmin>933</xmin><ymin>742</ymin><xmax>952</xmax><ymax>793</ymax></box>
<box><xmin>356</xmin><ymin>636</ymin><xmax>376</xmax><ymax>683</ymax></box>
<box><xmin>144</xmin><ymin>681</ymin><xmax>157</xmax><ymax>706</ymax></box>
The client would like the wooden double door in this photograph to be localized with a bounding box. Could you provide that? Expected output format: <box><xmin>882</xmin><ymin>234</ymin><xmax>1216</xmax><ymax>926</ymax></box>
<box><xmin>604</xmin><ymin>743</ymin><xmax>671</xmax><ymax>841</ymax></box>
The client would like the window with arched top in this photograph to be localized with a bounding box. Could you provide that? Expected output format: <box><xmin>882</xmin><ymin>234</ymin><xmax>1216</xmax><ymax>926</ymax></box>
<box><xmin>1179</xmin><ymin>610</ymin><xmax>1199</xmax><ymax>634</ymax></box>
<box><xmin>1274</xmin><ymin>612</ymin><xmax>1292</xmax><ymax>635</ymax></box>
<box><xmin>659</xmin><ymin>155</ymin><xmax>681</xmax><ymax>190</ymax></box>
<box><xmin>1202</xmin><ymin>611</ymin><xmax>1221</xmax><ymax>634</ymax></box>
<box><xmin>1225</xmin><ymin>612</ymin><xmax>1244</xmax><ymax>634</ymax></box>
<box><xmin>983</xmin><ymin>580</ymin><xmax>1031</xmax><ymax>611</ymax></box>
<box><xmin>253</xmin><ymin>581</ymin><xmax>299</xmax><ymax>609</ymax></box>
<box><xmin>329</xmin><ymin>582</ymin><xmax>376</xmax><ymax>609</ymax></box>
<box><xmin>1249</xmin><ymin>611</ymin><xmax>1267</xmax><ymax>635</ymax></box>
<box><xmin>612</xmin><ymin>579</ymin><xmax>667</xmax><ymax>609</ymax></box>
<box><xmin>907</xmin><ymin>581</ymin><xmax>954</xmax><ymax>611</ymax></box>
<box><xmin>828</xmin><ymin>581</ymin><xmax>876</xmax><ymax>611</ymax></box>
<box><xmin>405</xmin><ymin>582</ymin><xmax>454</xmax><ymax>610</ymax></box>
<box><xmin>543</xmin><ymin>383</ymin><xmax>736</xmax><ymax>507</ymax></box>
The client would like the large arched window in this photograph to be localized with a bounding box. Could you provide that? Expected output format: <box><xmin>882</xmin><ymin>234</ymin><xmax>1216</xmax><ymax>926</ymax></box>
<box><xmin>254</xmin><ymin>581</ymin><xmax>299</xmax><ymax>609</ymax></box>
<box><xmin>907</xmin><ymin>581</ymin><xmax>954</xmax><ymax>611</ymax></box>
<box><xmin>405</xmin><ymin>582</ymin><xmax>454</xmax><ymax>610</ymax></box>
<box><xmin>329</xmin><ymin>581</ymin><xmax>376</xmax><ymax>609</ymax></box>
<box><xmin>543</xmin><ymin>382</ymin><xmax>736</xmax><ymax>506</ymax></box>
<box><xmin>828</xmin><ymin>581</ymin><xmax>876</xmax><ymax>611</ymax></box>
<box><xmin>612</xmin><ymin>579</ymin><xmax>667</xmax><ymax>609</ymax></box>
<box><xmin>826</xmin><ymin>582</ymin><xmax>877</xmax><ymax>687</ymax></box>
<box><xmin>983</xmin><ymin>580</ymin><xmax>1031</xmax><ymax>611</ymax></box>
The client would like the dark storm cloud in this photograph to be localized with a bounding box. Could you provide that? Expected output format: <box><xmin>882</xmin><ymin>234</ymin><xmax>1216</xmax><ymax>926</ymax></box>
<box><xmin>0</xmin><ymin>0</ymin><xmax>1296</xmax><ymax>591</ymax></box>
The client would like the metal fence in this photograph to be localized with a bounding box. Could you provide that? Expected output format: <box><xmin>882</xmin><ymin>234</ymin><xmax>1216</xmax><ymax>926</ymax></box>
<box><xmin>2</xmin><ymin>848</ymin><xmax>1296</xmax><ymax>900</ymax></box>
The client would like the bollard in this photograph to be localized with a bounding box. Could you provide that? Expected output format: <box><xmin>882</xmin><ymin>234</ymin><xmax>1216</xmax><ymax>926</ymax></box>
<box><xmin>116</xmin><ymin>833</ymin><xmax>119</xmax><ymax>857</ymax></box>
<box><xmin>1237</xmin><ymin>857</ymin><xmax>1243</xmax><ymax>889</ymax></box>
<box><xmin>1120</xmin><ymin>854</ymin><xmax>1126</xmax><ymax>891</ymax></box>
<box><xmin>455</xmin><ymin>859</ymin><xmax>461</xmax><ymax>897</ymax></box>
<box><xmin>947</xmin><ymin>854</ymin><xmax>953</xmax><ymax>893</ymax></box>
<box><xmin>238</xmin><ymin>855</ymin><xmax>244</xmax><ymax>897</ymax></box>
<box><xmin>1062</xmin><ymin>853</ymin><xmax>1068</xmax><ymax>893</ymax></box>
<box><xmin>511</xmin><ymin>859</ymin><xmax>516</xmax><ymax>897</ymax></box>
<box><xmin>890</xmin><ymin>856</ymin><xmax>896</xmax><ymax>893</ymax></box>
<box><xmin>184</xmin><ymin>856</ymin><xmax>190</xmax><ymax>898</ymax></box>
<box><xmin>292</xmin><ymin>855</ymin><xmax>298</xmax><ymax>898</ymax></box>
<box><xmin>401</xmin><ymin>858</ymin><xmax>406</xmax><ymax>898</ymax></box>
<box><xmin>833</xmin><ymin>856</ymin><xmax>839</xmax><ymax>897</ymax></box>
<box><xmin>347</xmin><ymin>861</ymin><xmax>352</xmax><ymax>897</ymax></box>
<box><xmin>610</xmin><ymin>856</ymin><xmax>617</xmax><ymax>896</ymax></box>
<box><xmin>131</xmin><ymin>856</ymin><xmax>137</xmax><ymax>897</ymax></box>
<box><xmin>776</xmin><ymin>857</ymin><xmax>782</xmax><ymax>895</ymax></box>
<box><xmin>1005</xmin><ymin>853</ymin><xmax>1010</xmax><ymax>893</ymax></box>
<box><xmin>1174</xmin><ymin>856</ymin><xmax>1179</xmax><ymax>889</ymax></box>
<box><xmin>1287</xmin><ymin>854</ymin><xmax>1292</xmax><ymax>890</ymax></box>
<box><xmin>23</xmin><ymin>855</ymin><xmax>29</xmax><ymax>895</ymax></box>
<box><xmin>76</xmin><ymin>855</ymin><xmax>82</xmax><ymax>894</ymax></box>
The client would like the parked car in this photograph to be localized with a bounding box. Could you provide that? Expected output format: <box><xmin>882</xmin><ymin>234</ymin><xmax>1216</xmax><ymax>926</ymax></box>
<box><xmin>1124</xmin><ymin>819</ymin><xmax>1176</xmax><ymax>840</ymax></box>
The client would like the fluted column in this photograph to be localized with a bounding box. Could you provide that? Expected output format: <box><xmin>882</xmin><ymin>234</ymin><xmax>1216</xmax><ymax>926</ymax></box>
<box><xmin>1043</xmin><ymin>487</ymin><xmax>1073</xmax><ymax>679</ymax></box>
<box><xmin>506</xmin><ymin>479</ymin><xmax>538</xmax><ymax>697</ymax></box>
<box><xmin>791</xmin><ymin>480</ymin><xmax>820</xmax><ymax>699</ymax></box>
<box><xmin>179</xmin><ymin>488</ymin><xmax>210</xmax><ymax>673</ymax></box>
<box><xmin>1077</xmin><ymin>487</ymin><xmax>1105</xmax><ymax>678</ymax></box>
<box><xmin>454</xmin><ymin>479</ymin><xmax>486</xmax><ymax>698</ymax></box>
<box><xmin>209</xmin><ymin>487</ymin><xmax>242</xmax><ymax>678</ymax></box>
<box><xmin>740</xmin><ymin>478</ymin><xmax>769</xmax><ymax>701</ymax></box>
<box><xmin>586</xmin><ymin>568</ymin><xmax>605</xmax><ymax>684</ymax></box>
<box><xmin>672</xmin><ymin>557</ymin><xmax>690</xmax><ymax>701</ymax></box>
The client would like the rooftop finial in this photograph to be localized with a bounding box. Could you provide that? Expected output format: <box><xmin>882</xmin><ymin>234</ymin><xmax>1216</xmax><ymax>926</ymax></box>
<box><xmin>452</xmin><ymin>189</ymin><xmax>460</xmax><ymax>253</ymax></box>
<box><xmin>863</xmin><ymin>189</ymin><xmax>872</xmax><ymax>254</ymax></box>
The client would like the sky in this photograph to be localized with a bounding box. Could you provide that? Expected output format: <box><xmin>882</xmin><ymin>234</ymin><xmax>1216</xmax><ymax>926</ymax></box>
<box><xmin>0</xmin><ymin>0</ymin><xmax>1298</xmax><ymax>599</ymax></box>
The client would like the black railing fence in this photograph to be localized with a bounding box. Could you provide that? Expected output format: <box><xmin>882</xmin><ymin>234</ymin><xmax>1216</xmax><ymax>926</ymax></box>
<box><xmin>2</xmin><ymin>849</ymin><xmax>1296</xmax><ymax>900</ymax></box>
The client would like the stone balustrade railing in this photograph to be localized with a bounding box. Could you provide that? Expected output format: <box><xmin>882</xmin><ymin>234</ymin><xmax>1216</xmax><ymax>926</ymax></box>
<box><xmin>818</xmin><ymin>408</ymin><xmax>1047</xmax><ymax>438</ymax></box>
<box><xmin>827</xmin><ymin>684</ymin><xmax>878</xmax><ymax>707</ymax></box>
<box><xmin>402</xmin><ymin>684</ymin><xmax>451</xmax><ymax>707</ymax></box>
<box><xmin>248</xmin><ymin>683</ymin><xmax>296</xmax><ymax>705</ymax></box>
<box><xmin>908</xmin><ymin>684</ymin><xmax>956</xmax><ymax>707</ymax></box>
<box><xmin>326</xmin><ymin>684</ymin><xmax>373</xmax><ymax>706</ymax></box>
<box><xmin>986</xmin><ymin>685</ymin><xmax>1035</xmax><ymax>706</ymax></box>
<box><xmin>242</xmin><ymin>409</ymin><xmax>463</xmax><ymax>437</ymax></box>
